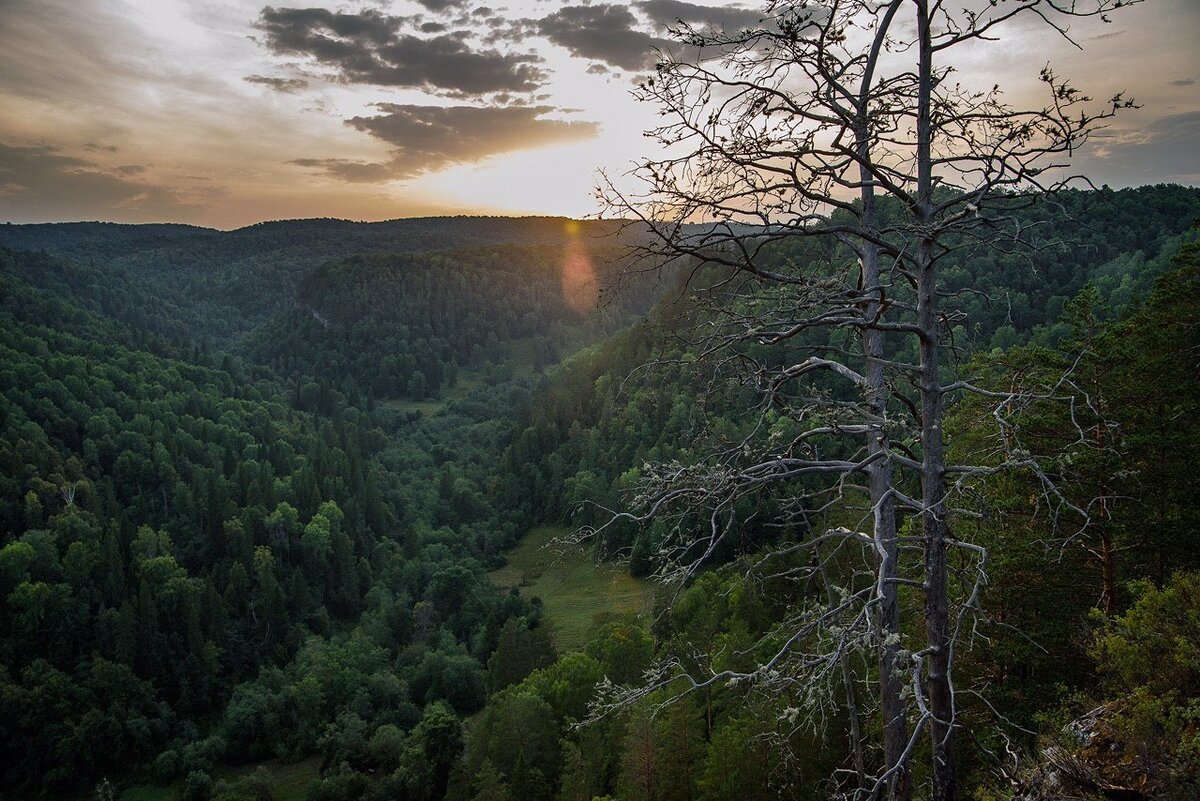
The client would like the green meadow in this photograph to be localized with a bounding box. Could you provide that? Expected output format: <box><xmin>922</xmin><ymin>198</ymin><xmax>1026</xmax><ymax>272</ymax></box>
<box><xmin>489</xmin><ymin>526</ymin><xmax>653</xmax><ymax>652</ymax></box>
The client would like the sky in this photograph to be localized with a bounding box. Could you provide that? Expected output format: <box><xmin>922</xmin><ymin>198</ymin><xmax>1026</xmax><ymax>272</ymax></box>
<box><xmin>0</xmin><ymin>0</ymin><xmax>1196</xmax><ymax>229</ymax></box>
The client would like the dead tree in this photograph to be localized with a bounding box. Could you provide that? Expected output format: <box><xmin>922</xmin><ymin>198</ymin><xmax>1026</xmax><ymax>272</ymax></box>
<box><xmin>587</xmin><ymin>1</ymin><xmax>1137</xmax><ymax>799</ymax></box>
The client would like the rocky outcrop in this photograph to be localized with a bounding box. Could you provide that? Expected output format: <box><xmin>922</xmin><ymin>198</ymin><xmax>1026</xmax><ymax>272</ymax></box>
<box><xmin>1013</xmin><ymin>705</ymin><xmax>1161</xmax><ymax>801</ymax></box>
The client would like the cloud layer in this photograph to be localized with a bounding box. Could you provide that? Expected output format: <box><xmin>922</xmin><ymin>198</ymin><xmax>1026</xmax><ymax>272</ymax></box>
<box><xmin>290</xmin><ymin>104</ymin><xmax>598</xmax><ymax>181</ymax></box>
<box><xmin>254</xmin><ymin>1</ymin><xmax>760</xmax><ymax>180</ymax></box>
<box><xmin>0</xmin><ymin>143</ymin><xmax>199</xmax><ymax>221</ymax></box>
<box><xmin>0</xmin><ymin>0</ymin><xmax>1194</xmax><ymax>225</ymax></box>
<box><xmin>537</xmin><ymin>5</ymin><xmax>670</xmax><ymax>71</ymax></box>
<box><xmin>257</xmin><ymin>6</ymin><xmax>546</xmax><ymax>94</ymax></box>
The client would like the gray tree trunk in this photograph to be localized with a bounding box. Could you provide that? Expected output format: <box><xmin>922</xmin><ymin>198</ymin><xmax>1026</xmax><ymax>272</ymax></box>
<box><xmin>916</xmin><ymin>2</ymin><xmax>956</xmax><ymax>798</ymax></box>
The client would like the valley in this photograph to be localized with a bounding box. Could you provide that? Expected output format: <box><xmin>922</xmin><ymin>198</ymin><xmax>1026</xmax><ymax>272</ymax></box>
<box><xmin>1</xmin><ymin>186</ymin><xmax>1198</xmax><ymax>800</ymax></box>
<box><xmin>4</xmin><ymin>0</ymin><xmax>1199</xmax><ymax>798</ymax></box>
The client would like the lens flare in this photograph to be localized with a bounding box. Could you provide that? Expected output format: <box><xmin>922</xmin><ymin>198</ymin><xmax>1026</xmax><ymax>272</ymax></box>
<box><xmin>561</xmin><ymin>223</ymin><xmax>598</xmax><ymax>313</ymax></box>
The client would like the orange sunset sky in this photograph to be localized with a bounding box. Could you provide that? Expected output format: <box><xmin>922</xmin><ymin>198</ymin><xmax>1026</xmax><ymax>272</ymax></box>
<box><xmin>0</xmin><ymin>0</ymin><xmax>1197</xmax><ymax>228</ymax></box>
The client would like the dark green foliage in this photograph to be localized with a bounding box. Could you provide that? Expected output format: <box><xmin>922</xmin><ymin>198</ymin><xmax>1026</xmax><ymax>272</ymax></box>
<box><xmin>1</xmin><ymin>193</ymin><xmax>1198</xmax><ymax>800</ymax></box>
<box><xmin>242</xmin><ymin>245</ymin><xmax>652</xmax><ymax>400</ymax></box>
<box><xmin>0</xmin><ymin>216</ymin><xmax>633</xmax><ymax>347</ymax></box>
<box><xmin>943</xmin><ymin>243</ymin><xmax>1200</xmax><ymax>736</ymax></box>
<box><xmin>496</xmin><ymin>187</ymin><xmax>1200</xmax><ymax>546</ymax></box>
<box><xmin>460</xmin><ymin>203</ymin><xmax>1200</xmax><ymax>801</ymax></box>
<box><xmin>0</xmin><ymin>656</ymin><xmax>169</xmax><ymax>789</ymax></box>
<box><xmin>1013</xmin><ymin>573</ymin><xmax>1200</xmax><ymax>801</ymax></box>
<box><xmin>1089</xmin><ymin>572</ymin><xmax>1200</xmax><ymax>798</ymax></box>
<box><xmin>0</xmin><ymin>242</ymin><xmax>544</xmax><ymax>796</ymax></box>
<box><xmin>486</xmin><ymin>616</ymin><xmax>557</xmax><ymax>692</ymax></box>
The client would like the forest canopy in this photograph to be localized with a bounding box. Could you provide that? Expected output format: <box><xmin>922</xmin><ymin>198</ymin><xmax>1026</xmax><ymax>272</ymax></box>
<box><xmin>0</xmin><ymin>187</ymin><xmax>1197</xmax><ymax>801</ymax></box>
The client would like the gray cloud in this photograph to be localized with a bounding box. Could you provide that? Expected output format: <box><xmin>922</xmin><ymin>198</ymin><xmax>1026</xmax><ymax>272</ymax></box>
<box><xmin>534</xmin><ymin>2</ymin><xmax>761</xmax><ymax>72</ymax></box>
<box><xmin>288</xmin><ymin>157</ymin><xmax>395</xmax><ymax>183</ymax></box>
<box><xmin>245</xmin><ymin>74</ymin><xmax>310</xmax><ymax>93</ymax></box>
<box><xmin>0</xmin><ymin>143</ymin><xmax>198</xmax><ymax>222</ymax></box>
<box><xmin>636</xmin><ymin>0</ymin><xmax>762</xmax><ymax>31</ymax></box>
<box><xmin>416</xmin><ymin>0</ymin><xmax>466</xmax><ymax>12</ymax></box>
<box><xmin>537</xmin><ymin>4</ymin><xmax>669</xmax><ymax>71</ymax></box>
<box><xmin>258</xmin><ymin>7</ymin><xmax>404</xmax><ymax>47</ymax></box>
<box><xmin>257</xmin><ymin>6</ymin><xmax>545</xmax><ymax>94</ymax></box>
<box><xmin>1169</xmin><ymin>78</ymin><xmax>1195</xmax><ymax>87</ymax></box>
<box><xmin>340</xmin><ymin>104</ymin><xmax>599</xmax><ymax>178</ymax></box>
<box><xmin>1145</xmin><ymin>110</ymin><xmax>1200</xmax><ymax>142</ymax></box>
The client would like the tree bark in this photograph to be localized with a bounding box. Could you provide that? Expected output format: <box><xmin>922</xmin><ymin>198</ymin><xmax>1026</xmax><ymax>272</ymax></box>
<box><xmin>861</xmin><ymin>135</ymin><xmax>911</xmax><ymax>801</ymax></box>
<box><xmin>856</xmin><ymin>6</ymin><xmax>910</xmax><ymax>795</ymax></box>
<box><xmin>915</xmin><ymin>1</ymin><xmax>956</xmax><ymax>799</ymax></box>
<box><xmin>1100</xmin><ymin>530</ymin><xmax>1117</xmax><ymax>617</ymax></box>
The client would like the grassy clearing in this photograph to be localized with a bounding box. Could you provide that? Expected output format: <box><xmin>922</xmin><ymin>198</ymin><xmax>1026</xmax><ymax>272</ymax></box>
<box><xmin>489</xmin><ymin>525</ymin><xmax>653</xmax><ymax>652</ymax></box>
<box><xmin>381</xmin><ymin>375</ymin><xmax>484</xmax><ymax>417</ymax></box>
<box><xmin>118</xmin><ymin>756</ymin><xmax>321</xmax><ymax>801</ymax></box>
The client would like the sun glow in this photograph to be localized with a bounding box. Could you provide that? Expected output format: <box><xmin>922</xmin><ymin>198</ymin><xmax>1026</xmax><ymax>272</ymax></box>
<box><xmin>560</xmin><ymin>222</ymin><xmax>598</xmax><ymax>313</ymax></box>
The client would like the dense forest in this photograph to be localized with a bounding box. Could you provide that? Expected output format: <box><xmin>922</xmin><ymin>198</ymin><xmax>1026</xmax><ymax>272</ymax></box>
<box><xmin>0</xmin><ymin>184</ymin><xmax>1198</xmax><ymax>801</ymax></box>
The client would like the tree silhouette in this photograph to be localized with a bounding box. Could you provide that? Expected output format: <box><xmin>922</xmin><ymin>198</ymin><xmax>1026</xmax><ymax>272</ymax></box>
<box><xmin>594</xmin><ymin>1</ymin><xmax>1137</xmax><ymax>798</ymax></box>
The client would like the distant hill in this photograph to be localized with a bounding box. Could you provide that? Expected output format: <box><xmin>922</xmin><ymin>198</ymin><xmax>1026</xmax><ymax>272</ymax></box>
<box><xmin>239</xmin><ymin>242</ymin><xmax>661</xmax><ymax>400</ymax></box>
<box><xmin>0</xmin><ymin>216</ymin><xmax>625</xmax><ymax>264</ymax></box>
<box><xmin>0</xmin><ymin>216</ymin><xmax>633</xmax><ymax>348</ymax></box>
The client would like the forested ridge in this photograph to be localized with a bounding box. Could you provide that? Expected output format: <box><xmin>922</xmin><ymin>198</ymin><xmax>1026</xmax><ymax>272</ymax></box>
<box><xmin>0</xmin><ymin>216</ymin><xmax>628</xmax><ymax>348</ymax></box>
<box><xmin>0</xmin><ymin>187</ymin><xmax>1198</xmax><ymax>801</ymax></box>
<box><xmin>497</xmin><ymin>186</ymin><xmax>1200</xmax><ymax>528</ymax></box>
<box><xmin>241</xmin><ymin>244</ymin><xmax>653</xmax><ymax>400</ymax></box>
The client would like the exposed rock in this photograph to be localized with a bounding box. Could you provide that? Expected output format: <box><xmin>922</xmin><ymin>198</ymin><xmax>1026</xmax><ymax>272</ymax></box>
<box><xmin>1013</xmin><ymin>704</ymin><xmax>1157</xmax><ymax>801</ymax></box>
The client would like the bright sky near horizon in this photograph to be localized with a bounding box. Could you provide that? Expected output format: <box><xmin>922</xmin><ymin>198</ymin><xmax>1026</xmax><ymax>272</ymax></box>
<box><xmin>0</xmin><ymin>0</ymin><xmax>1196</xmax><ymax>229</ymax></box>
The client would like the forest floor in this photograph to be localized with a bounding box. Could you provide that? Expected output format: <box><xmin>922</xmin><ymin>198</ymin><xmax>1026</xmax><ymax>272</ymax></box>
<box><xmin>119</xmin><ymin>756</ymin><xmax>322</xmax><ymax>801</ymax></box>
<box><xmin>488</xmin><ymin>525</ymin><xmax>653</xmax><ymax>652</ymax></box>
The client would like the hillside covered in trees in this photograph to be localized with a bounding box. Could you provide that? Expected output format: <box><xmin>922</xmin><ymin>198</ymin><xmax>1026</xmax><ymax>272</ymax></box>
<box><xmin>0</xmin><ymin>185</ymin><xmax>1198</xmax><ymax>801</ymax></box>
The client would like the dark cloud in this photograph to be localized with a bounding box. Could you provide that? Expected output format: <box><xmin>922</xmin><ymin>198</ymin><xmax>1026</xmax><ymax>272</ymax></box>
<box><xmin>489</xmin><ymin>92</ymin><xmax>529</xmax><ymax>106</ymax></box>
<box><xmin>256</xmin><ymin>7</ymin><xmax>544</xmax><ymax>94</ymax></box>
<box><xmin>344</xmin><ymin>104</ymin><xmax>599</xmax><ymax>178</ymax></box>
<box><xmin>1169</xmin><ymin>78</ymin><xmax>1195</xmax><ymax>87</ymax></box>
<box><xmin>636</xmin><ymin>0</ymin><xmax>761</xmax><ymax>31</ymax></box>
<box><xmin>1144</xmin><ymin>110</ymin><xmax>1200</xmax><ymax>140</ymax></box>
<box><xmin>244</xmin><ymin>74</ymin><xmax>310</xmax><ymax>93</ymax></box>
<box><xmin>479</xmin><ymin>16</ymin><xmax>537</xmax><ymax>46</ymax></box>
<box><xmin>537</xmin><ymin>4</ymin><xmax>669</xmax><ymax>71</ymax></box>
<box><xmin>288</xmin><ymin>158</ymin><xmax>394</xmax><ymax>183</ymax></box>
<box><xmin>258</xmin><ymin>7</ymin><xmax>403</xmax><ymax>46</ymax></box>
<box><xmin>0</xmin><ymin>143</ymin><xmax>198</xmax><ymax>222</ymax></box>
<box><xmin>534</xmin><ymin>2</ymin><xmax>768</xmax><ymax>71</ymax></box>
<box><xmin>416</xmin><ymin>0</ymin><xmax>466</xmax><ymax>11</ymax></box>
